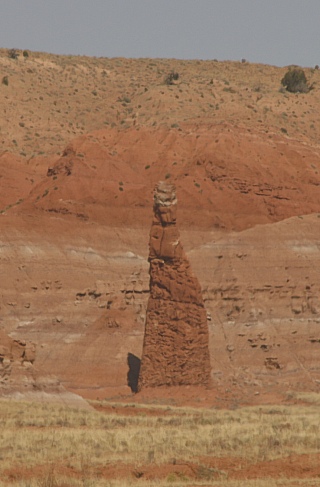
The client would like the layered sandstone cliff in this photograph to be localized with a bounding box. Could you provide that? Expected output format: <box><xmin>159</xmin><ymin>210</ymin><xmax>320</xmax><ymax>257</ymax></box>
<box><xmin>138</xmin><ymin>182</ymin><xmax>211</xmax><ymax>389</ymax></box>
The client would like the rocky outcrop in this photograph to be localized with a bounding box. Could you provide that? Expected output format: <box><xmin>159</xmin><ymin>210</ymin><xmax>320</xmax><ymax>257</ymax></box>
<box><xmin>0</xmin><ymin>329</ymin><xmax>36</xmax><ymax>389</ymax></box>
<box><xmin>138</xmin><ymin>182</ymin><xmax>211</xmax><ymax>389</ymax></box>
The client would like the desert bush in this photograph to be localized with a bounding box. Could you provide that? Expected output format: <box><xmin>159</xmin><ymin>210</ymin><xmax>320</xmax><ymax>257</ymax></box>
<box><xmin>281</xmin><ymin>67</ymin><xmax>311</xmax><ymax>93</ymax></box>
<box><xmin>165</xmin><ymin>71</ymin><xmax>179</xmax><ymax>85</ymax></box>
<box><xmin>23</xmin><ymin>50</ymin><xmax>29</xmax><ymax>58</ymax></box>
<box><xmin>2</xmin><ymin>76</ymin><xmax>8</xmax><ymax>86</ymax></box>
<box><xmin>8</xmin><ymin>48</ymin><xmax>19</xmax><ymax>59</ymax></box>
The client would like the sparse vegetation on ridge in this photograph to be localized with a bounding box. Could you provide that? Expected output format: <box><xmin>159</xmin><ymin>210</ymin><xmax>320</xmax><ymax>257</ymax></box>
<box><xmin>0</xmin><ymin>48</ymin><xmax>320</xmax><ymax>157</ymax></box>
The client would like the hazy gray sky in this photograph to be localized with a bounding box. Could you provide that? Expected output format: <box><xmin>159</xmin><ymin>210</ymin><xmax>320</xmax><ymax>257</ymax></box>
<box><xmin>0</xmin><ymin>0</ymin><xmax>319</xmax><ymax>67</ymax></box>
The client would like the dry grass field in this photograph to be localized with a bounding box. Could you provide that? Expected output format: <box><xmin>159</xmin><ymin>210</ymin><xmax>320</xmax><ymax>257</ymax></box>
<box><xmin>1</xmin><ymin>397</ymin><xmax>320</xmax><ymax>486</ymax></box>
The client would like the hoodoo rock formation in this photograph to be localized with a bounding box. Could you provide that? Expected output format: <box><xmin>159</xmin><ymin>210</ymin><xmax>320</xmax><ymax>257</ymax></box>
<box><xmin>138</xmin><ymin>182</ymin><xmax>211</xmax><ymax>390</ymax></box>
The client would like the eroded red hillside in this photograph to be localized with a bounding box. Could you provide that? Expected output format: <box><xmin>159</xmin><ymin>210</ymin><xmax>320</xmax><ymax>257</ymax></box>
<box><xmin>14</xmin><ymin>124</ymin><xmax>320</xmax><ymax>231</ymax></box>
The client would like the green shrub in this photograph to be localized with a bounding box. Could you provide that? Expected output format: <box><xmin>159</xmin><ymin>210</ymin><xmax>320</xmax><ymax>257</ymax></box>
<box><xmin>281</xmin><ymin>67</ymin><xmax>311</xmax><ymax>93</ymax></box>
<box><xmin>23</xmin><ymin>50</ymin><xmax>29</xmax><ymax>58</ymax></box>
<box><xmin>8</xmin><ymin>48</ymin><xmax>19</xmax><ymax>59</ymax></box>
<box><xmin>165</xmin><ymin>71</ymin><xmax>179</xmax><ymax>85</ymax></box>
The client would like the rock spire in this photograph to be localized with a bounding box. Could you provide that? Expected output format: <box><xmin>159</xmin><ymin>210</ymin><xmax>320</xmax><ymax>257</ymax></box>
<box><xmin>138</xmin><ymin>181</ymin><xmax>211</xmax><ymax>389</ymax></box>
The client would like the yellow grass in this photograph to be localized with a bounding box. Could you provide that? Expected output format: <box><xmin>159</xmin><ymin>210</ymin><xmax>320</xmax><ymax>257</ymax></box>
<box><xmin>288</xmin><ymin>391</ymin><xmax>320</xmax><ymax>405</ymax></box>
<box><xmin>0</xmin><ymin>399</ymin><xmax>320</xmax><ymax>486</ymax></box>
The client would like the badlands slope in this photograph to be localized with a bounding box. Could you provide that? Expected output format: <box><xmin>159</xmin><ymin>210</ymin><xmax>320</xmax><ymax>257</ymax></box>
<box><xmin>1</xmin><ymin>49</ymin><xmax>320</xmax><ymax>404</ymax></box>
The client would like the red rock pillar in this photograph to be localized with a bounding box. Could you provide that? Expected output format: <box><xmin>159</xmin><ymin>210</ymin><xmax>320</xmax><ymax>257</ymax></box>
<box><xmin>138</xmin><ymin>181</ymin><xmax>211</xmax><ymax>390</ymax></box>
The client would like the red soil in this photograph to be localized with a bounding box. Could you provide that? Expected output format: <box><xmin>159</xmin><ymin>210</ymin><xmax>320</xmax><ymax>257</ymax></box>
<box><xmin>5</xmin><ymin>453</ymin><xmax>320</xmax><ymax>484</ymax></box>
